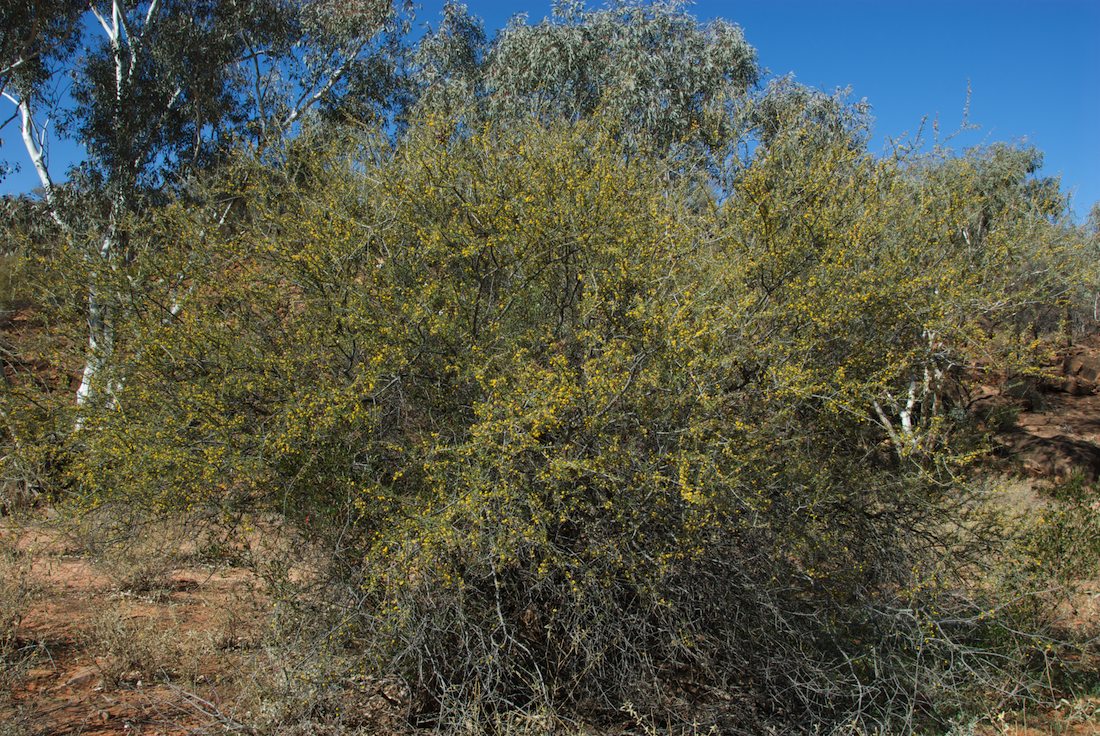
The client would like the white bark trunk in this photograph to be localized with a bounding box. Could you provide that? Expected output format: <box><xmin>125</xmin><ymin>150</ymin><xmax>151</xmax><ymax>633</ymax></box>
<box><xmin>48</xmin><ymin>3</ymin><xmax>137</xmax><ymax>408</ymax></box>
<box><xmin>898</xmin><ymin>379</ymin><xmax>917</xmax><ymax>439</ymax></box>
<box><xmin>75</xmin><ymin>237</ymin><xmax>116</xmax><ymax>407</ymax></box>
<box><xmin>2</xmin><ymin>93</ymin><xmax>67</xmax><ymax>232</ymax></box>
<box><xmin>75</xmin><ymin>197</ymin><xmax>125</xmax><ymax>407</ymax></box>
<box><xmin>872</xmin><ymin>400</ymin><xmax>903</xmax><ymax>450</ymax></box>
<box><xmin>75</xmin><ymin>300</ymin><xmax>108</xmax><ymax>406</ymax></box>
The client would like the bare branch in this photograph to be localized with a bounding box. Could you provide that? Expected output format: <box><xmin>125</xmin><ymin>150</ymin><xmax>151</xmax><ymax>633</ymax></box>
<box><xmin>283</xmin><ymin>38</ymin><xmax>371</xmax><ymax>128</ymax></box>
<box><xmin>2</xmin><ymin>92</ymin><xmax>70</xmax><ymax>234</ymax></box>
<box><xmin>141</xmin><ymin>0</ymin><xmax>162</xmax><ymax>36</ymax></box>
<box><xmin>88</xmin><ymin>3</ymin><xmax>115</xmax><ymax>39</ymax></box>
<box><xmin>0</xmin><ymin>55</ymin><xmax>34</xmax><ymax>79</ymax></box>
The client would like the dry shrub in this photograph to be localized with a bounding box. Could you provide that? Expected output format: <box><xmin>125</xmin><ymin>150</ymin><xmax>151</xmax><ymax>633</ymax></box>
<box><xmin>85</xmin><ymin>606</ymin><xmax>182</xmax><ymax>687</ymax></box>
<box><xmin>224</xmin><ymin>651</ymin><xmax>414</xmax><ymax>736</ymax></box>
<box><xmin>0</xmin><ymin>708</ymin><xmax>31</xmax><ymax>736</ymax></box>
<box><xmin>68</xmin><ymin>508</ymin><xmax>270</xmax><ymax>690</ymax></box>
<box><xmin>0</xmin><ymin>546</ymin><xmax>28</xmax><ymax>664</ymax></box>
<box><xmin>63</xmin><ymin>504</ymin><xmax>239</xmax><ymax>596</ymax></box>
<box><xmin>0</xmin><ymin>480</ymin><xmax>39</xmax><ymax>520</ymax></box>
<box><xmin>83</xmin><ymin>603</ymin><xmax>233</xmax><ymax>690</ymax></box>
<box><xmin>996</xmin><ymin>475</ymin><xmax>1100</xmax><ymax>695</ymax></box>
<box><xmin>0</xmin><ymin>537</ymin><xmax>37</xmax><ymax>734</ymax></box>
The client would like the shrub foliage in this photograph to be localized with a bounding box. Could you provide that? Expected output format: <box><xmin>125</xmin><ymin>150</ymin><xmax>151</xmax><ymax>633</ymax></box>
<box><xmin>2</xmin><ymin>92</ymin><xmax>1094</xmax><ymax>732</ymax></box>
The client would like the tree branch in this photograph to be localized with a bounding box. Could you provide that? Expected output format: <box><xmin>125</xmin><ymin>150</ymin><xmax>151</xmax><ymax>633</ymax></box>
<box><xmin>3</xmin><ymin>93</ymin><xmax>61</xmax><ymax>218</ymax></box>
<box><xmin>282</xmin><ymin>38</ymin><xmax>371</xmax><ymax>128</ymax></box>
<box><xmin>0</xmin><ymin>55</ymin><xmax>35</xmax><ymax>79</ymax></box>
<box><xmin>88</xmin><ymin>3</ymin><xmax>115</xmax><ymax>39</ymax></box>
<box><xmin>141</xmin><ymin>0</ymin><xmax>161</xmax><ymax>36</ymax></box>
<box><xmin>115</xmin><ymin>0</ymin><xmax>134</xmax><ymax>46</ymax></box>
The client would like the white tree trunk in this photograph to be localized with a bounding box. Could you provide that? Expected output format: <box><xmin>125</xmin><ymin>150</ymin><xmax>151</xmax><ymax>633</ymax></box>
<box><xmin>75</xmin><ymin>259</ymin><xmax>114</xmax><ymax>406</ymax></box>
<box><xmin>6</xmin><ymin>2</ymin><xmax>134</xmax><ymax>409</ymax></box>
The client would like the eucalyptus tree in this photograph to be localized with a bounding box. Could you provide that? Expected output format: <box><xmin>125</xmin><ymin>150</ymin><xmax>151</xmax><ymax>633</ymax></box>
<box><xmin>750</xmin><ymin>76</ymin><xmax>871</xmax><ymax>151</ymax></box>
<box><xmin>2</xmin><ymin>0</ymin><xmax>409</xmax><ymax>407</ymax></box>
<box><xmin>0</xmin><ymin>0</ymin><xmax>83</xmax><ymax>182</ymax></box>
<box><xmin>413</xmin><ymin>0</ymin><xmax>758</xmax><ymax>156</ymax></box>
<box><xmin>411</xmin><ymin>1</ymin><xmax>486</xmax><ymax>118</ymax></box>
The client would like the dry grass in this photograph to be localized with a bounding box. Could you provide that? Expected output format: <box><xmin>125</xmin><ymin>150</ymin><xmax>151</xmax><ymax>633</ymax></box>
<box><xmin>84</xmin><ymin>606</ymin><xmax>194</xmax><ymax>688</ymax></box>
<box><xmin>0</xmin><ymin>494</ymin><xmax>1095</xmax><ymax>735</ymax></box>
<box><xmin>0</xmin><ymin>532</ymin><xmax>37</xmax><ymax>736</ymax></box>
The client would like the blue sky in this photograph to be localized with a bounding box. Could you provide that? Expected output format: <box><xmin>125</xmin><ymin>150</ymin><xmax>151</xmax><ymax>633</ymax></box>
<box><xmin>3</xmin><ymin>0</ymin><xmax>1097</xmax><ymax>219</ymax></box>
<box><xmin>723</xmin><ymin>0</ymin><xmax>1100</xmax><ymax>219</ymax></box>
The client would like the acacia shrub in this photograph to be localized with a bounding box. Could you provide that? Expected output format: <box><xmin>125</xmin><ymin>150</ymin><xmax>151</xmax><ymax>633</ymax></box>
<box><xmin>0</xmin><ymin>197</ymin><xmax>78</xmax><ymax>511</ymax></box>
<box><xmin>353</xmin><ymin>117</ymin><xmax>1077</xmax><ymax>731</ymax></box>
<box><xmin>56</xmin><ymin>115</ymin><xmax>1088</xmax><ymax>733</ymax></box>
<box><xmin>720</xmin><ymin>93</ymin><xmax>1088</xmax><ymax>458</ymax></box>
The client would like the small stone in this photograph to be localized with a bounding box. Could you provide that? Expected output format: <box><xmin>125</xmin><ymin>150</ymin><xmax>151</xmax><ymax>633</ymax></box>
<box><xmin>63</xmin><ymin>666</ymin><xmax>101</xmax><ymax>688</ymax></box>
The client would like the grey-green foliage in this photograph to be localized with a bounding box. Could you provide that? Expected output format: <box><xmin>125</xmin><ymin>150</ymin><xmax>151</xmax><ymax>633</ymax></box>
<box><xmin>68</xmin><ymin>0</ymin><xmax>407</xmax><ymax>194</ymax></box>
<box><xmin>751</xmin><ymin>76</ymin><xmax>872</xmax><ymax>151</ymax></box>
<box><xmin>414</xmin><ymin>0</ymin><xmax>758</xmax><ymax>153</ymax></box>
<box><xmin>0</xmin><ymin>0</ymin><xmax>83</xmax><ymax>181</ymax></box>
<box><xmin>412</xmin><ymin>2</ymin><xmax>487</xmax><ymax>116</ymax></box>
<box><xmin>0</xmin><ymin>0</ymin><xmax>83</xmax><ymax>100</ymax></box>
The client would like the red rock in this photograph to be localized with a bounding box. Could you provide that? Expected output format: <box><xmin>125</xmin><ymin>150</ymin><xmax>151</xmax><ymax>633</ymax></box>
<box><xmin>62</xmin><ymin>666</ymin><xmax>101</xmax><ymax>689</ymax></box>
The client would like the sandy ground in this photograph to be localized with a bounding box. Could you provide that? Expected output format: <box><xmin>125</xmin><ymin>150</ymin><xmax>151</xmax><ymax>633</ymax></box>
<box><xmin>1</xmin><ymin>521</ymin><xmax>263</xmax><ymax>735</ymax></box>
